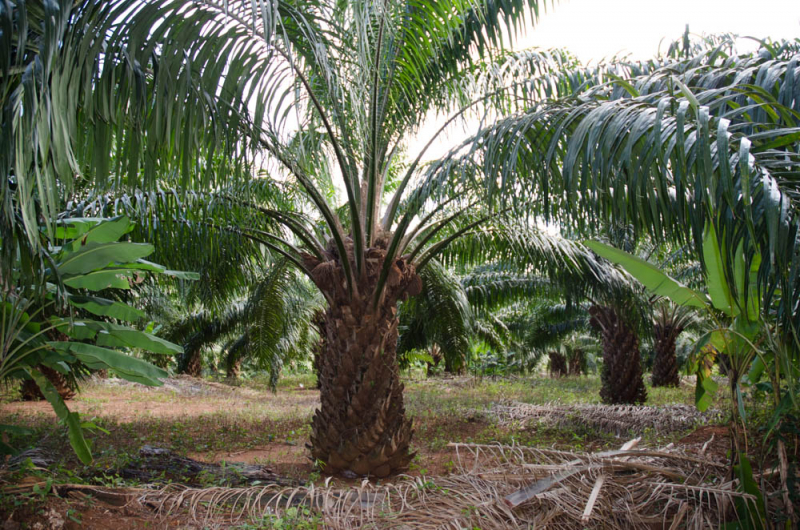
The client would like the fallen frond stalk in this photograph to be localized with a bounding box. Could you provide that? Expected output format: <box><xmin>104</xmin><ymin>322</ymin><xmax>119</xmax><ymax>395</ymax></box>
<box><xmin>131</xmin><ymin>440</ymin><xmax>756</xmax><ymax>529</ymax></box>
<box><xmin>582</xmin><ymin>474</ymin><xmax>606</xmax><ymax>523</ymax></box>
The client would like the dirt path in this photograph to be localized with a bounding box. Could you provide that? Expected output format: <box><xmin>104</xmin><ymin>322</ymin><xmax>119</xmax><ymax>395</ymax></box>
<box><xmin>1</xmin><ymin>376</ymin><xmax>320</xmax><ymax>423</ymax></box>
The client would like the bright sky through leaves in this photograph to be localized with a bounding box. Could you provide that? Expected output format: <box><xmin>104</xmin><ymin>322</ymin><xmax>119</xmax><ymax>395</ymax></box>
<box><xmin>518</xmin><ymin>0</ymin><xmax>800</xmax><ymax>63</ymax></box>
<box><xmin>414</xmin><ymin>0</ymin><xmax>800</xmax><ymax>161</ymax></box>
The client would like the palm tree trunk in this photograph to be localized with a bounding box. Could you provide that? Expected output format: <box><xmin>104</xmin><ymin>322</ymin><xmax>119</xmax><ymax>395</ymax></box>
<box><xmin>589</xmin><ymin>305</ymin><xmax>647</xmax><ymax>405</ymax></box>
<box><xmin>312</xmin><ymin>310</ymin><xmax>326</xmax><ymax>390</ymax></box>
<box><xmin>652</xmin><ymin>324</ymin><xmax>682</xmax><ymax>387</ymax></box>
<box><xmin>226</xmin><ymin>357</ymin><xmax>242</xmax><ymax>380</ymax></box>
<box><xmin>305</xmin><ymin>238</ymin><xmax>422</xmax><ymax>478</ymax></box>
<box><xmin>20</xmin><ymin>365</ymin><xmax>76</xmax><ymax>401</ymax></box>
<box><xmin>568</xmin><ymin>349</ymin><xmax>584</xmax><ymax>376</ymax></box>
<box><xmin>443</xmin><ymin>354</ymin><xmax>464</xmax><ymax>374</ymax></box>
<box><xmin>179</xmin><ymin>348</ymin><xmax>202</xmax><ymax>377</ymax></box>
<box><xmin>548</xmin><ymin>351</ymin><xmax>568</xmax><ymax>377</ymax></box>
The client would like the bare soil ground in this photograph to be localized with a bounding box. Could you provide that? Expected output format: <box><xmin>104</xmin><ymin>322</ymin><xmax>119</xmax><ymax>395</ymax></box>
<box><xmin>0</xmin><ymin>374</ymin><xmax>728</xmax><ymax>529</ymax></box>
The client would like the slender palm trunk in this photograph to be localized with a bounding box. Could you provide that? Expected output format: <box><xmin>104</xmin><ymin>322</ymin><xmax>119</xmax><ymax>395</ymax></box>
<box><xmin>305</xmin><ymin>236</ymin><xmax>422</xmax><ymax>477</ymax></box>
<box><xmin>652</xmin><ymin>323</ymin><xmax>682</xmax><ymax>387</ymax></box>
<box><xmin>589</xmin><ymin>305</ymin><xmax>647</xmax><ymax>405</ymax></box>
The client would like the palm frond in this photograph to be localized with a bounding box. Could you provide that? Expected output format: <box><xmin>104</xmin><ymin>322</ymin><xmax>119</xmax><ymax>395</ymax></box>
<box><xmin>398</xmin><ymin>260</ymin><xmax>473</xmax><ymax>371</ymax></box>
<box><xmin>423</xmin><ymin>40</ymin><xmax>800</xmax><ymax>329</ymax></box>
<box><xmin>163</xmin><ymin>257</ymin><xmax>322</xmax><ymax>385</ymax></box>
<box><xmin>461</xmin><ymin>266</ymin><xmax>556</xmax><ymax>311</ymax></box>
<box><xmin>169</xmin><ymin>305</ymin><xmax>248</xmax><ymax>373</ymax></box>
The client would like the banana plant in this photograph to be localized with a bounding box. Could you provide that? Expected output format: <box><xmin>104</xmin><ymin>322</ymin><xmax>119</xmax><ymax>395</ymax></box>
<box><xmin>587</xmin><ymin>226</ymin><xmax>773</xmax><ymax>526</ymax></box>
<box><xmin>1</xmin><ymin>216</ymin><xmax>195</xmax><ymax>462</ymax></box>
<box><xmin>587</xmin><ymin>225</ymin><xmax>762</xmax><ymax>415</ymax></box>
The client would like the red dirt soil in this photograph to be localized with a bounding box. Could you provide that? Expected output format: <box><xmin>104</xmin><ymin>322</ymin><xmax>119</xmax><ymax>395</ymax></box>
<box><xmin>678</xmin><ymin>424</ymin><xmax>731</xmax><ymax>462</ymax></box>
<box><xmin>0</xmin><ymin>378</ymin><xmax>734</xmax><ymax>528</ymax></box>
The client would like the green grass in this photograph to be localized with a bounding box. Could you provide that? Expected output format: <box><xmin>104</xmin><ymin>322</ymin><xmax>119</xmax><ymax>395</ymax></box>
<box><xmin>402</xmin><ymin>374</ymin><xmax>721</xmax><ymax>456</ymax></box>
<box><xmin>0</xmin><ymin>373</ymin><xmax>725</xmax><ymax>489</ymax></box>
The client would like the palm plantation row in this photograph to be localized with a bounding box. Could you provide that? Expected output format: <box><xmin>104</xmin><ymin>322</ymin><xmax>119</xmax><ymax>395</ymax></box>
<box><xmin>161</xmin><ymin>249</ymin><xmax>684</xmax><ymax>399</ymax></box>
<box><xmin>2</xmin><ymin>0</ymin><xmax>799</xmax><ymax>523</ymax></box>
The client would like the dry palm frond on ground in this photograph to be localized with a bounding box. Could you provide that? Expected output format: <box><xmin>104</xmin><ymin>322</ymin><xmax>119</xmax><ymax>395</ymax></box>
<box><xmin>484</xmin><ymin>400</ymin><xmax>722</xmax><ymax>436</ymax></box>
<box><xmin>126</xmin><ymin>439</ymin><xmax>757</xmax><ymax>529</ymax></box>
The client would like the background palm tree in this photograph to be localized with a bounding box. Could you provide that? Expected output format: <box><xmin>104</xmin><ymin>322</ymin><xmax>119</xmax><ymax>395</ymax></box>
<box><xmin>502</xmin><ymin>302</ymin><xmax>597</xmax><ymax>373</ymax></box>
<box><xmin>465</xmin><ymin>34</ymin><xmax>800</xmax><ymax>342</ymax></box>
<box><xmin>397</xmin><ymin>260</ymin><xmax>474</xmax><ymax>374</ymax></box>
<box><xmin>651</xmin><ymin>302</ymin><xmax>696</xmax><ymax>387</ymax></box>
<box><xmin>589</xmin><ymin>303</ymin><xmax>648</xmax><ymax>405</ymax></box>
<box><xmin>162</xmin><ymin>261</ymin><xmax>322</xmax><ymax>385</ymax></box>
<box><xmin>397</xmin><ymin>228</ymin><xmax>643</xmax><ymax>384</ymax></box>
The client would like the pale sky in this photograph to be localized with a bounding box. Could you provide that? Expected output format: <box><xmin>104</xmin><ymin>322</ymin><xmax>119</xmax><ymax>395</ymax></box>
<box><xmin>413</xmin><ymin>0</ymin><xmax>800</xmax><ymax>160</ymax></box>
<box><xmin>517</xmin><ymin>0</ymin><xmax>800</xmax><ymax>63</ymax></box>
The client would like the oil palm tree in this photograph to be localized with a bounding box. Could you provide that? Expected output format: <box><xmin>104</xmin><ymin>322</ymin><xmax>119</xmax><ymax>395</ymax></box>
<box><xmin>397</xmin><ymin>260</ymin><xmax>474</xmax><ymax>374</ymax></box>
<box><xmin>397</xmin><ymin>224</ymin><xmax>637</xmax><ymax>376</ymax></box>
<box><xmin>22</xmin><ymin>0</ymin><xmax>580</xmax><ymax>476</ymax></box>
<box><xmin>584</xmin><ymin>233</ymin><xmax>682</xmax><ymax>402</ymax></box>
<box><xmin>465</xmin><ymin>35</ymin><xmax>800</xmax><ymax>339</ymax></box>
<box><xmin>164</xmin><ymin>261</ymin><xmax>322</xmax><ymax>386</ymax></box>
<box><xmin>7</xmin><ymin>1</ymin><xmax>800</xmax><ymax>477</ymax></box>
<box><xmin>167</xmin><ymin>305</ymin><xmax>248</xmax><ymax>376</ymax></box>
<box><xmin>589</xmin><ymin>303</ymin><xmax>648</xmax><ymax>404</ymax></box>
<box><xmin>651</xmin><ymin>302</ymin><xmax>696</xmax><ymax>387</ymax></box>
<box><xmin>479</xmin><ymin>226</ymin><xmax>654</xmax><ymax>400</ymax></box>
<box><xmin>503</xmin><ymin>302</ymin><xmax>590</xmax><ymax>370</ymax></box>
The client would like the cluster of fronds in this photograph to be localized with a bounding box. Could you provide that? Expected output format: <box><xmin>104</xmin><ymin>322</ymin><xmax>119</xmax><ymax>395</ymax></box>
<box><xmin>398</xmin><ymin>261</ymin><xmax>473</xmax><ymax>371</ymax></box>
<box><xmin>164</xmin><ymin>261</ymin><xmax>323</xmax><ymax>386</ymax></box>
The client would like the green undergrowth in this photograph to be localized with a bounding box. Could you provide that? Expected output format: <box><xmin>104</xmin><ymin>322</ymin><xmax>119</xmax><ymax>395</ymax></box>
<box><xmin>0</xmin><ymin>374</ymin><xmax>726</xmax><ymax>491</ymax></box>
<box><xmin>403</xmin><ymin>375</ymin><xmax>723</xmax><ymax>457</ymax></box>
